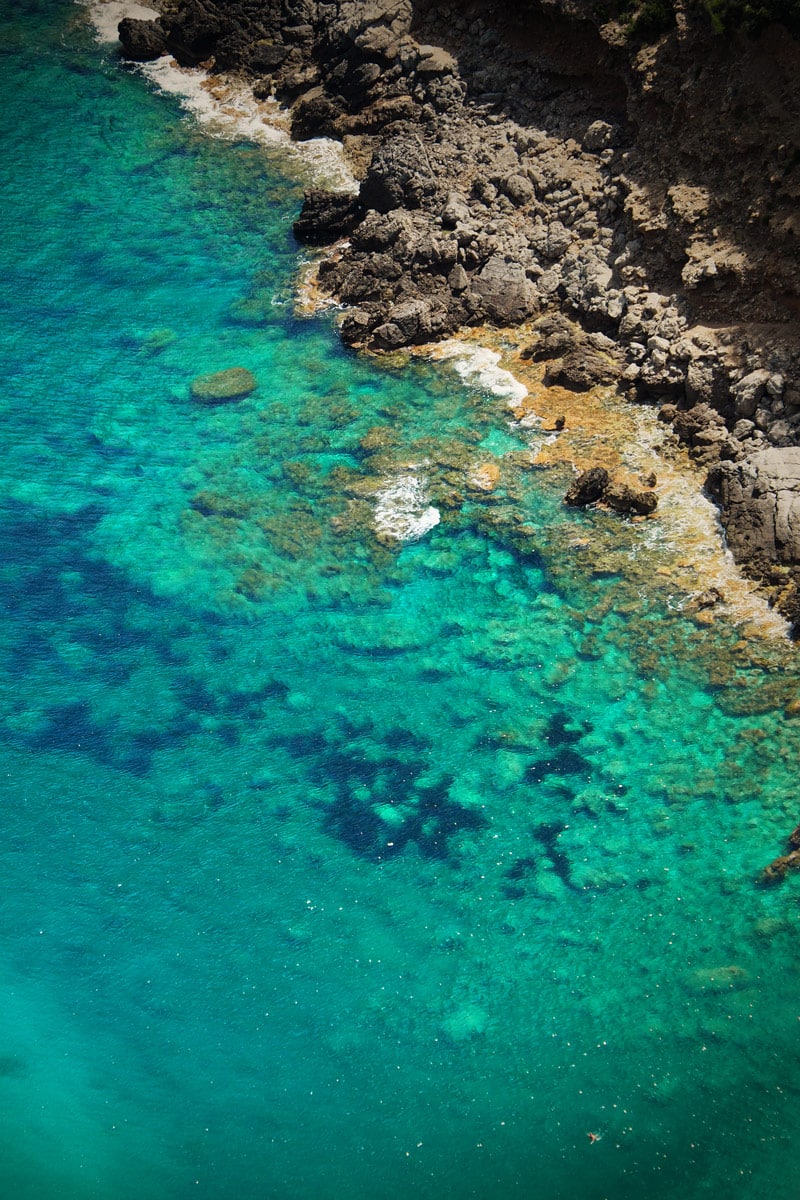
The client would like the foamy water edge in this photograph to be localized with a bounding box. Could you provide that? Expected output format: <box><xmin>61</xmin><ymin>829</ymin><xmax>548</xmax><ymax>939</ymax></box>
<box><xmin>374</xmin><ymin>469</ymin><xmax>440</xmax><ymax>543</ymax></box>
<box><xmin>82</xmin><ymin>0</ymin><xmax>358</xmax><ymax>192</ymax></box>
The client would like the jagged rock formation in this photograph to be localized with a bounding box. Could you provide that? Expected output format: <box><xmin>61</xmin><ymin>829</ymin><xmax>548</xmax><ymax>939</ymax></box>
<box><xmin>120</xmin><ymin>0</ymin><xmax>800</xmax><ymax>629</ymax></box>
<box><xmin>565</xmin><ymin>465</ymin><xmax>658</xmax><ymax>514</ymax></box>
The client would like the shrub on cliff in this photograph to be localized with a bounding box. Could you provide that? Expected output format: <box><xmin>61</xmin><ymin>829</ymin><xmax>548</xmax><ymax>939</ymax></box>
<box><xmin>588</xmin><ymin>0</ymin><xmax>800</xmax><ymax>37</ymax></box>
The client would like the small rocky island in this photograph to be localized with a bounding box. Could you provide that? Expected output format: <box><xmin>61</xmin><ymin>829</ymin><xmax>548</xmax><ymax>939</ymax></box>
<box><xmin>121</xmin><ymin>0</ymin><xmax>800</xmax><ymax>629</ymax></box>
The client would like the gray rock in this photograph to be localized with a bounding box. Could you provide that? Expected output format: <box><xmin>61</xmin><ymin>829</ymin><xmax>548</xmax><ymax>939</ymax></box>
<box><xmin>249</xmin><ymin>40</ymin><xmax>289</xmax><ymax>73</ymax></box>
<box><xmin>440</xmin><ymin>191</ymin><xmax>471</xmax><ymax>230</ymax></box>
<box><xmin>522</xmin><ymin>313</ymin><xmax>574</xmax><ymax>360</ymax></box>
<box><xmin>501</xmin><ymin>174</ymin><xmax>535</xmax><ymax>206</ymax></box>
<box><xmin>604</xmin><ymin>480</ymin><xmax>658</xmax><ymax>516</ymax></box>
<box><xmin>707</xmin><ymin>447</ymin><xmax>800</xmax><ymax>565</ymax></box>
<box><xmin>372</xmin><ymin>298</ymin><xmax>432</xmax><ymax>347</ymax></box>
<box><xmin>672</xmin><ymin>403</ymin><xmax>725</xmax><ymax>446</ymax></box>
<box><xmin>290</xmin><ymin>87</ymin><xmax>343</xmax><ymax>140</ymax></box>
<box><xmin>447</xmin><ymin>263</ymin><xmax>469</xmax><ymax>292</ymax></box>
<box><xmin>731</xmin><ymin>369</ymin><xmax>771</xmax><ymax>419</ymax></box>
<box><xmin>529</xmin><ymin>219</ymin><xmax>572</xmax><ymax>262</ymax></box>
<box><xmin>545</xmin><ymin>349</ymin><xmax>619</xmax><ymax>391</ymax></box>
<box><xmin>415</xmin><ymin>44</ymin><xmax>457</xmax><ymax>75</ymax></box>
<box><xmin>471</xmin><ymin>256</ymin><xmax>535</xmax><ymax>324</ymax></box>
<box><xmin>685</xmin><ymin>356</ymin><xmax>733</xmax><ymax>410</ymax></box>
<box><xmin>560</xmin><ymin>247</ymin><xmax>616</xmax><ymax>324</ymax></box>
<box><xmin>339</xmin><ymin>307</ymin><xmax>375</xmax><ymax>346</ymax></box>
<box><xmin>360</xmin><ymin>133</ymin><xmax>435</xmax><ymax>213</ymax></box>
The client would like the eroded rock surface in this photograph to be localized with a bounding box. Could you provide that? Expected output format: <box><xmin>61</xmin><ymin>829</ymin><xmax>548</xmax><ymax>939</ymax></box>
<box><xmin>707</xmin><ymin>449</ymin><xmax>800</xmax><ymax>566</ymax></box>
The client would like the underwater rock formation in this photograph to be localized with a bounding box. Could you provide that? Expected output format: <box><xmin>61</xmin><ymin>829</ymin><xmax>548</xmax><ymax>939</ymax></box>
<box><xmin>760</xmin><ymin>822</ymin><xmax>800</xmax><ymax>883</ymax></box>
<box><xmin>190</xmin><ymin>366</ymin><xmax>257</xmax><ymax>403</ymax></box>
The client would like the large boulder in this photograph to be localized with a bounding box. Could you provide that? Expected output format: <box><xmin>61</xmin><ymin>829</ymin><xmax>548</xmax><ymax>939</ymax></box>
<box><xmin>685</xmin><ymin>355</ymin><xmax>734</xmax><ymax>411</ymax></box>
<box><xmin>564</xmin><ymin>467</ymin><xmax>657</xmax><ymax>515</ymax></box>
<box><xmin>560</xmin><ymin>246</ymin><xmax>623</xmax><ymax>327</ymax></box>
<box><xmin>545</xmin><ymin>348</ymin><xmax>619</xmax><ymax>391</ymax></box>
<box><xmin>290</xmin><ymin>87</ymin><xmax>343</xmax><ymax>140</ymax></box>
<box><xmin>707</xmin><ymin>447</ymin><xmax>800</xmax><ymax>565</ymax></box>
<box><xmin>371</xmin><ymin>298</ymin><xmax>433</xmax><ymax>348</ymax></box>
<box><xmin>118</xmin><ymin>17</ymin><xmax>167</xmax><ymax>61</ymax></box>
<box><xmin>604</xmin><ymin>480</ymin><xmax>658</xmax><ymax>516</ymax></box>
<box><xmin>730</xmin><ymin>369</ymin><xmax>777</xmax><ymax>419</ymax></box>
<box><xmin>249</xmin><ymin>39</ymin><xmax>289</xmax><ymax>74</ymax></box>
<box><xmin>564</xmin><ymin>467</ymin><xmax>610</xmax><ymax>507</ymax></box>
<box><xmin>161</xmin><ymin>0</ymin><xmax>223</xmax><ymax>65</ymax></box>
<box><xmin>471</xmin><ymin>256</ymin><xmax>535</xmax><ymax>325</ymax></box>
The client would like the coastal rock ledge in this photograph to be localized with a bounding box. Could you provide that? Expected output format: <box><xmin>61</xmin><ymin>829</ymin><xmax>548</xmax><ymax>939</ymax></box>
<box><xmin>707</xmin><ymin>449</ymin><xmax>800</xmax><ymax>567</ymax></box>
<box><xmin>121</xmin><ymin>0</ymin><xmax>800</xmax><ymax>630</ymax></box>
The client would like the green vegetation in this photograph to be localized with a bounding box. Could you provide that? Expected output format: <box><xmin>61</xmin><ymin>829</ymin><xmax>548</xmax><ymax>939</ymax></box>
<box><xmin>693</xmin><ymin>0</ymin><xmax>800</xmax><ymax>34</ymax></box>
<box><xmin>591</xmin><ymin>0</ymin><xmax>800</xmax><ymax>38</ymax></box>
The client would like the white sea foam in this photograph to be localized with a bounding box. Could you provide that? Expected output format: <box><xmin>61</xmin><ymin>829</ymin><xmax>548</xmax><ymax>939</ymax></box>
<box><xmin>83</xmin><ymin>1</ymin><xmax>159</xmax><ymax>44</ymax></box>
<box><xmin>431</xmin><ymin>340</ymin><xmax>529</xmax><ymax>404</ymax></box>
<box><xmin>82</xmin><ymin>2</ymin><xmax>358</xmax><ymax>192</ymax></box>
<box><xmin>142</xmin><ymin>62</ymin><xmax>358</xmax><ymax>191</ymax></box>
<box><xmin>374</xmin><ymin>470</ymin><xmax>440</xmax><ymax>542</ymax></box>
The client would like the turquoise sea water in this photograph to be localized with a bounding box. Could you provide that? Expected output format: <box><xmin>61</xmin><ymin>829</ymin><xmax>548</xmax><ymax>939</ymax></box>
<box><xmin>4</xmin><ymin>4</ymin><xmax>800</xmax><ymax>1197</ymax></box>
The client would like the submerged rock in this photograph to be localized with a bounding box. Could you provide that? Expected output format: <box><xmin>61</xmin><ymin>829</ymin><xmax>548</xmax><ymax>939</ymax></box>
<box><xmin>760</xmin><ymin>849</ymin><xmax>800</xmax><ymax>884</ymax></box>
<box><xmin>683</xmin><ymin>965</ymin><xmax>750</xmax><ymax>994</ymax></box>
<box><xmin>142</xmin><ymin>0</ymin><xmax>800</xmax><ymax>589</ymax></box>
<box><xmin>760</xmin><ymin>821</ymin><xmax>800</xmax><ymax>883</ymax></box>
<box><xmin>441</xmin><ymin>1004</ymin><xmax>489</xmax><ymax>1043</ymax></box>
<box><xmin>190</xmin><ymin>367</ymin><xmax>257</xmax><ymax>404</ymax></box>
<box><xmin>190</xmin><ymin>491</ymin><xmax>250</xmax><ymax>518</ymax></box>
<box><xmin>467</xmin><ymin>462</ymin><xmax>501</xmax><ymax>492</ymax></box>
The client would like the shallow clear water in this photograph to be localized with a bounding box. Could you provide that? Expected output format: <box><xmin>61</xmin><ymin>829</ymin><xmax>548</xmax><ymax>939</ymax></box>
<box><xmin>3</xmin><ymin>4</ymin><xmax>800</xmax><ymax>1197</ymax></box>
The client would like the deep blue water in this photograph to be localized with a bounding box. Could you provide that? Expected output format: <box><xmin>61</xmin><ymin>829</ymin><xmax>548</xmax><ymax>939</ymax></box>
<box><xmin>3</xmin><ymin>3</ymin><xmax>800</xmax><ymax>1197</ymax></box>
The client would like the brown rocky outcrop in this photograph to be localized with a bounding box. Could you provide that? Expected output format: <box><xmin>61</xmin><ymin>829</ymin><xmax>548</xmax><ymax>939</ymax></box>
<box><xmin>564</xmin><ymin>467</ymin><xmax>610</xmax><ymax>507</ymax></box>
<box><xmin>761</xmin><ymin>824</ymin><xmax>800</xmax><ymax>883</ymax></box>
<box><xmin>565</xmin><ymin>465</ymin><xmax>657</xmax><ymax>515</ymax></box>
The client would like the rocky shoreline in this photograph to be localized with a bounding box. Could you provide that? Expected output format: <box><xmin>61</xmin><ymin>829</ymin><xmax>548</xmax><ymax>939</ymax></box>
<box><xmin>120</xmin><ymin>0</ymin><xmax>800</xmax><ymax>631</ymax></box>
